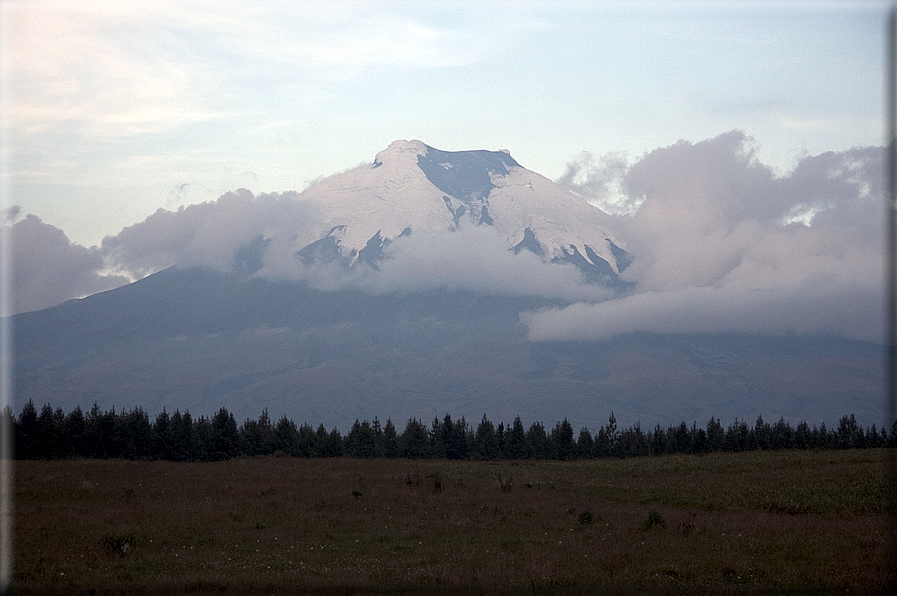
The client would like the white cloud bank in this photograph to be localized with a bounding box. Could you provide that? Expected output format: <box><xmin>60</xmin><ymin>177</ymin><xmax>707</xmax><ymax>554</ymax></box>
<box><xmin>5</xmin><ymin>131</ymin><xmax>886</xmax><ymax>344</ymax></box>
<box><xmin>6</xmin><ymin>214</ymin><xmax>128</xmax><ymax>314</ymax></box>
<box><xmin>543</xmin><ymin>131</ymin><xmax>884</xmax><ymax>343</ymax></box>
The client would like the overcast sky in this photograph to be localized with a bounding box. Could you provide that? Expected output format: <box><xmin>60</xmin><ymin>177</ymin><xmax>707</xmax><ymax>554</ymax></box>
<box><xmin>1</xmin><ymin>1</ymin><xmax>893</xmax><ymax>346</ymax></box>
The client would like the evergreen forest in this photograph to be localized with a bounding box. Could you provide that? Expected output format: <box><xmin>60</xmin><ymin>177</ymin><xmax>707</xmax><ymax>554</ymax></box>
<box><xmin>7</xmin><ymin>400</ymin><xmax>897</xmax><ymax>462</ymax></box>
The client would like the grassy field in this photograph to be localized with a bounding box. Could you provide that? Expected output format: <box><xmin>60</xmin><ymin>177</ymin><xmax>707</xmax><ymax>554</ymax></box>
<box><xmin>11</xmin><ymin>449</ymin><xmax>896</xmax><ymax>594</ymax></box>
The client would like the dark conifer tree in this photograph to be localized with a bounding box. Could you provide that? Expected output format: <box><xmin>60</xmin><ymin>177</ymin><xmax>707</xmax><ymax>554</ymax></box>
<box><xmin>795</xmin><ymin>420</ymin><xmax>811</xmax><ymax>449</ymax></box>
<box><xmin>169</xmin><ymin>410</ymin><xmax>194</xmax><ymax>461</ymax></box>
<box><xmin>753</xmin><ymin>415</ymin><xmax>770</xmax><ymax>450</ymax></box>
<box><xmin>371</xmin><ymin>417</ymin><xmax>385</xmax><ymax>458</ymax></box>
<box><xmin>382</xmin><ymin>418</ymin><xmax>399</xmax><ymax>458</ymax></box>
<box><xmin>593</xmin><ymin>426</ymin><xmax>610</xmax><ymax>458</ymax></box>
<box><xmin>273</xmin><ymin>416</ymin><xmax>301</xmax><ymax>456</ymax></box>
<box><xmin>767</xmin><ymin>417</ymin><xmax>787</xmax><ymax>450</ymax></box>
<box><xmin>836</xmin><ymin>414</ymin><xmax>863</xmax><ymax>449</ymax></box>
<box><xmin>606</xmin><ymin>412</ymin><xmax>619</xmax><ymax>456</ymax></box>
<box><xmin>526</xmin><ymin>421</ymin><xmax>553</xmax><ymax>459</ymax></box>
<box><xmin>208</xmin><ymin>407</ymin><xmax>239</xmax><ymax>460</ymax></box>
<box><xmin>505</xmin><ymin>416</ymin><xmax>527</xmax><ymax>459</ymax></box>
<box><xmin>85</xmin><ymin>403</ymin><xmax>117</xmax><ymax>459</ymax></box>
<box><xmin>15</xmin><ymin>400</ymin><xmax>39</xmax><ymax>460</ymax></box>
<box><xmin>241</xmin><ymin>408</ymin><xmax>277</xmax><ymax>456</ymax></box>
<box><xmin>62</xmin><ymin>406</ymin><xmax>87</xmax><ymax>458</ymax></box>
<box><xmin>706</xmin><ymin>417</ymin><xmax>725</xmax><ymax>452</ymax></box>
<box><xmin>691</xmin><ymin>424</ymin><xmax>708</xmax><ymax>455</ymax></box>
<box><xmin>193</xmin><ymin>415</ymin><xmax>213</xmax><ymax>461</ymax></box>
<box><xmin>314</xmin><ymin>424</ymin><xmax>329</xmax><ymax>457</ymax></box>
<box><xmin>622</xmin><ymin>422</ymin><xmax>649</xmax><ymax>457</ymax></box>
<box><xmin>672</xmin><ymin>421</ymin><xmax>692</xmax><ymax>454</ymax></box>
<box><xmin>552</xmin><ymin>418</ymin><xmax>574</xmax><ymax>460</ymax></box>
<box><xmin>400</xmin><ymin>418</ymin><xmax>430</xmax><ymax>458</ymax></box>
<box><xmin>153</xmin><ymin>409</ymin><xmax>172</xmax><ymax>460</ymax></box>
<box><xmin>36</xmin><ymin>404</ymin><xmax>61</xmax><ymax>459</ymax></box>
<box><xmin>495</xmin><ymin>422</ymin><xmax>506</xmax><ymax>458</ymax></box>
<box><xmin>241</xmin><ymin>418</ymin><xmax>262</xmax><ymax>456</ymax></box>
<box><xmin>322</xmin><ymin>427</ymin><xmax>344</xmax><ymax>457</ymax></box>
<box><xmin>651</xmin><ymin>424</ymin><xmax>666</xmax><ymax>455</ymax></box>
<box><xmin>745</xmin><ymin>425</ymin><xmax>759</xmax><ymax>451</ymax></box>
<box><xmin>867</xmin><ymin>424</ymin><xmax>882</xmax><ymax>448</ymax></box>
<box><xmin>436</xmin><ymin>414</ymin><xmax>464</xmax><ymax>459</ymax></box>
<box><xmin>817</xmin><ymin>422</ymin><xmax>830</xmax><ymax>449</ymax></box>
<box><xmin>575</xmin><ymin>428</ymin><xmax>593</xmax><ymax>459</ymax></box>
<box><xmin>887</xmin><ymin>420</ymin><xmax>897</xmax><ymax>448</ymax></box>
<box><xmin>345</xmin><ymin>420</ymin><xmax>375</xmax><ymax>458</ymax></box>
<box><xmin>295</xmin><ymin>422</ymin><xmax>317</xmax><ymax>457</ymax></box>
<box><xmin>430</xmin><ymin>416</ymin><xmax>447</xmax><ymax>459</ymax></box>
<box><xmin>0</xmin><ymin>405</ymin><xmax>14</xmax><ymax>459</ymax></box>
<box><xmin>474</xmin><ymin>414</ymin><xmax>500</xmax><ymax>460</ymax></box>
<box><xmin>449</xmin><ymin>416</ymin><xmax>469</xmax><ymax>460</ymax></box>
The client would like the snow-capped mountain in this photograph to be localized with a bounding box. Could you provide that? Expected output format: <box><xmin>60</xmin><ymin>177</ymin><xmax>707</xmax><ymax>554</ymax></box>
<box><xmin>294</xmin><ymin>140</ymin><xmax>631</xmax><ymax>284</ymax></box>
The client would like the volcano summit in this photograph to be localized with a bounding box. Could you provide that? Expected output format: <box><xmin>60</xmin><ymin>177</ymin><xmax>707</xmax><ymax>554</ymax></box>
<box><xmin>290</xmin><ymin>140</ymin><xmax>631</xmax><ymax>287</ymax></box>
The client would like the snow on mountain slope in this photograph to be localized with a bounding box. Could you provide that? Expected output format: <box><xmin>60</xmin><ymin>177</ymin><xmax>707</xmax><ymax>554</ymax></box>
<box><xmin>295</xmin><ymin>140</ymin><xmax>630</xmax><ymax>282</ymax></box>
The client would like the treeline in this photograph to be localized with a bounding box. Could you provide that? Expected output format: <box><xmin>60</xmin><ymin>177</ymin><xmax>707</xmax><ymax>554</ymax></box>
<box><xmin>8</xmin><ymin>400</ymin><xmax>897</xmax><ymax>462</ymax></box>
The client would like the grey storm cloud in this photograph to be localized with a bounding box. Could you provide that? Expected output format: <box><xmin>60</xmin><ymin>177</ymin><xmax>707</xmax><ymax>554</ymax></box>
<box><xmin>541</xmin><ymin>131</ymin><xmax>885</xmax><ymax>343</ymax></box>
<box><xmin>7</xmin><ymin>214</ymin><xmax>129</xmax><ymax>314</ymax></box>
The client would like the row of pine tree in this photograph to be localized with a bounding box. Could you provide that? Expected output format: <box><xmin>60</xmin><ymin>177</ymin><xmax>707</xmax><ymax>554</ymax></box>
<box><xmin>8</xmin><ymin>400</ymin><xmax>896</xmax><ymax>462</ymax></box>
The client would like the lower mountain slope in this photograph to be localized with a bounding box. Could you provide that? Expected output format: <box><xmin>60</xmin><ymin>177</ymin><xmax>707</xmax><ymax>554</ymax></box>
<box><xmin>13</xmin><ymin>267</ymin><xmax>886</xmax><ymax>430</ymax></box>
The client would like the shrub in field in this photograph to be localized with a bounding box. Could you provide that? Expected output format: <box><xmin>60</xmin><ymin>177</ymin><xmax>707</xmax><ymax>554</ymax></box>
<box><xmin>643</xmin><ymin>510</ymin><xmax>665</xmax><ymax>531</ymax></box>
<box><xmin>102</xmin><ymin>534</ymin><xmax>136</xmax><ymax>556</ymax></box>
<box><xmin>428</xmin><ymin>471</ymin><xmax>443</xmax><ymax>494</ymax></box>
<box><xmin>405</xmin><ymin>468</ymin><xmax>422</xmax><ymax>486</ymax></box>
<box><xmin>498</xmin><ymin>474</ymin><xmax>513</xmax><ymax>492</ymax></box>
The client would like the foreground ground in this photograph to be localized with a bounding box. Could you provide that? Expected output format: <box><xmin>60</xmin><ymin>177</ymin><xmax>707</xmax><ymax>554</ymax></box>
<box><xmin>11</xmin><ymin>450</ymin><xmax>895</xmax><ymax>594</ymax></box>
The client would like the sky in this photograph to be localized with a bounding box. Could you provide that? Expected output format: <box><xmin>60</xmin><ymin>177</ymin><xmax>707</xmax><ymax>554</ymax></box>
<box><xmin>0</xmin><ymin>1</ymin><xmax>893</xmax><ymax>343</ymax></box>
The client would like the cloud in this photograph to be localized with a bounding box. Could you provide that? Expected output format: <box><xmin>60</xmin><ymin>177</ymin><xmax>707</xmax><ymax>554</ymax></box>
<box><xmin>101</xmin><ymin>188</ymin><xmax>318</xmax><ymax>278</ymax></box>
<box><xmin>7</xmin><ymin>215</ymin><xmax>129</xmax><ymax>314</ymax></box>
<box><xmin>522</xmin><ymin>279</ymin><xmax>882</xmax><ymax>343</ymax></box>
<box><xmin>555</xmin><ymin>151</ymin><xmax>640</xmax><ymax>215</ymax></box>
<box><xmin>13</xmin><ymin>130</ymin><xmax>885</xmax><ymax>342</ymax></box>
<box><xmin>353</xmin><ymin>224</ymin><xmax>612</xmax><ymax>302</ymax></box>
<box><xmin>6</xmin><ymin>2</ymin><xmax>489</xmax><ymax>144</ymax></box>
<box><xmin>540</xmin><ymin>131</ymin><xmax>885</xmax><ymax>343</ymax></box>
<box><xmin>98</xmin><ymin>190</ymin><xmax>610</xmax><ymax>303</ymax></box>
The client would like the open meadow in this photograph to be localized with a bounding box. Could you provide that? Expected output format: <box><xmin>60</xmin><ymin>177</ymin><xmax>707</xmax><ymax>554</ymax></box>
<box><xmin>11</xmin><ymin>449</ymin><xmax>895</xmax><ymax>594</ymax></box>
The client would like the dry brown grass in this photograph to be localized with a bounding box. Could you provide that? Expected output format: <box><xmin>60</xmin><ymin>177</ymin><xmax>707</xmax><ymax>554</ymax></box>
<box><xmin>11</xmin><ymin>450</ymin><xmax>894</xmax><ymax>594</ymax></box>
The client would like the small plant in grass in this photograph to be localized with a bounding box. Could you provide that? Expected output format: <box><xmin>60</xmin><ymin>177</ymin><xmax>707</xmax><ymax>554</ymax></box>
<box><xmin>642</xmin><ymin>510</ymin><xmax>665</xmax><ymax>531</ymax></box>
<box><xmin>498</xmin><ymin>474</ymin><xmax>513</xmax><ymax>492</ymax></box>
<box><xmin>405</xmin><ymin>469</ymin><xmax>422</xmax><ymax>486</ymax></box>
<box><xmin>102</xmin><ymin>534</ymin><xmax>136</xmax><ymax>556</ymax></box>
<box><xmin>429</xmin><ymin>471</ymin><xmax>443</xmax><ymax>494</ymax></box>
<box><xmin>680</xmin><ymin>512</ymin><xmax>696</xmax><ymax>536</ymax></box>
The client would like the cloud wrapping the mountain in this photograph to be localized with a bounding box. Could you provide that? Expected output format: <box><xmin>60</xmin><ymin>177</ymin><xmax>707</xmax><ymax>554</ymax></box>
<box><xmin>101</xmin><ymin>189</ymin><xmax>319</xmax><ymax>278</ymax></box>
<box><xmin>7</xmin><ymin>214</ymin><xmax>129</xmax><ymax>314</ymax></box>
<box><xmin>522</xmin><ymin>278</ymin><xmax>882</xmax><ymax>342</ymax></box>
<box><xmin>354</xmin><ymin>224</ymin><xmax>612</xmax><ymax>302</ymax></box>
<box><xmin>543</xmin><ymin>131</ymin><xmax>885</xmax><ymax>343</ymax></box>
<box><xmin>11</xmin><ymin>130</ymin><xmax>886</xmax><ymax>344</ymax></box>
